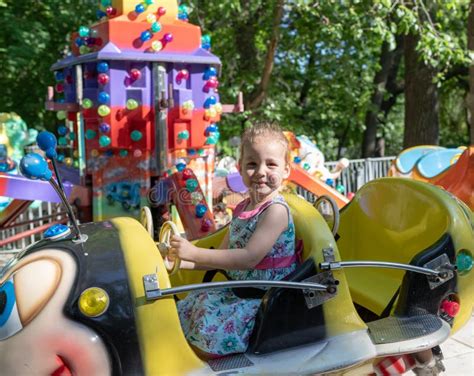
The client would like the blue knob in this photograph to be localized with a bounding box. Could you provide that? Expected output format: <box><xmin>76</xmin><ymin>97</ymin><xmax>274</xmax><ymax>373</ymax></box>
<box><xmin>203</xmin><ymin>96</ymin><xmax>217</xmax><ymax>109</ymax></box>
<box><xmin>20</xmin><ymin>153</ymin><xmax>52</xmax><ymax>181</ymax></box>
<box><xmin>44</xmin><ymin>223</ymin><xmax>71</xmax><ymax>240</ymax></box>
<box><xmin>203</xmin><ymin>67</ymin><xmax>217</xmax><ymax>80</ymax></box>
<box><xmin>37</xmin><ymin>131</ymin><xmax>58</xmax><ymax>159</ymax></box>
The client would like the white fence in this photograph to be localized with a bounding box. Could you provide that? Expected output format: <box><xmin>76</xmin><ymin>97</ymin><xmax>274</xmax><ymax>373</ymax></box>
<box><xmin>296</xmin><ymin>156</ymin><xmax>395</xmax><ymax>203</ymax></box>
<box><xmin>0</xmin><ymin>202</ymin><xmax>68</xmax><ymax>253</ymax></box>
<box><xmin>1</xmin><ymin>156</ymin><xmax>396</xmax><ymax>252</ymax></box>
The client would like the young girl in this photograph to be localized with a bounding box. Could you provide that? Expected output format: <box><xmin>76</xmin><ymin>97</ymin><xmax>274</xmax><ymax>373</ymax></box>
<box><xmin>170</xmin><ymin>122</ymin><xmax>298</xmax><ymax>358</ymax></box>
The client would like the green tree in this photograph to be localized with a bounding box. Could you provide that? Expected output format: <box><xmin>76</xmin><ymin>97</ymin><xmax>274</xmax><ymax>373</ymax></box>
<box><xmin>0</xmin><ymin>0</ymin><xmax>96</xmax><ymax>129</ymax></box>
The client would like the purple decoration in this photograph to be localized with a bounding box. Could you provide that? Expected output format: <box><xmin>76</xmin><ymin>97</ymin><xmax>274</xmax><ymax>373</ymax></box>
<box><xmin>99</xmin><ymin>122</ymin><xmax>111</xmax><ymax>133</ymax></box>
<box><xmin>163</xmin><ymin>33</ymin><xmax>173</xmax><ymax>43</ymax></box>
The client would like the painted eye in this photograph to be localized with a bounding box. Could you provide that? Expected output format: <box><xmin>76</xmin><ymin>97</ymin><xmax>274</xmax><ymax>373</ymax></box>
<box><xmin>0</xmin><ymin>278</ymin><xmax>23</xmax><ymax>340</ymax></box>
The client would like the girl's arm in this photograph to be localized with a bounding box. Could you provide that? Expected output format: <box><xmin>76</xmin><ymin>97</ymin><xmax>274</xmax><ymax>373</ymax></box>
<box><xmin>170</xmin><ymin>204</ymin><xmax>288</xmax><ymax>270</ymax></box>
<box><xmin>176</xmin><ymin>231</ymin><xmax>230</xmax><ymax>270</ymax></box>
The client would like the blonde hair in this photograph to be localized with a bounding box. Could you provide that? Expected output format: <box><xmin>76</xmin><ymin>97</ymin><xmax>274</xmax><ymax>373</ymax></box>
<box><xmin>240</xmin><ymin>122</ymin><xmax>290</xmax><ymax>163</ymax></box>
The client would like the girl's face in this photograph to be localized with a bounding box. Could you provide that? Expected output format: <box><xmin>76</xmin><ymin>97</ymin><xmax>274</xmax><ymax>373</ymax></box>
<box><xmin>239</xmin><ymin>137</ymin><xmax>290</xmax><ymax>200</ymax></box>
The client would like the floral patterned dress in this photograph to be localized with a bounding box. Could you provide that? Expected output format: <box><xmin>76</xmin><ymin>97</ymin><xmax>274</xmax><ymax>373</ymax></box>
<box><xmin>177</xmin><ymin>195</ymin><xmax>297</xmax><ymax>356</ymax></box>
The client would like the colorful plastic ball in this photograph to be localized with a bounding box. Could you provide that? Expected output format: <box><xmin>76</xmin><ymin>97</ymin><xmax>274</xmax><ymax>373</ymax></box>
<box><xmin>145</xmin><ymin>0</ymin><xmax>154</xmax><ymax>4</ymax></box>
<box><xmin>78</xmin><ymin>26</ymin><xmax>90</xmax><ymax>37</ymax></box>
<box><xmin>64</xmin><ymin>157</ymin><xmax>73</xmax><ymax>167</ymax></box>
<box><xmin>130</xmin><ymin>130</ymin><xmax>143</xmax><ymax>141</ymax></box>
<box><xmin>58</xmin><ymin>137</ymin><xmax>68</xmax><ymax>146</ymax></box>
<box><xmin>104</xmin><ymin>150</ymin><xmax>114</xmax><ymax>157</ymax></box>
<box><xmin>147</xmin><ymin>14</ymin><xmax>157</xmax><ymax>23</ymax></box>
<box><xmin>202</xmin><ymin>34</ymin><xmax>211</xmax><ymax>44</ymax></box>
<box><xmin>97</xmin><ymin>73</ymin><xmax>109</xmax><ymax>85</ymax></box>
<box><xmin>206</xmin><ymin>135</ymin><xmax>218</xmax><ymax>145</ymax></box>
<box><xmin>57</xmin><ymin>125</ymin><xmax>68</xmax><ymax>136</ymax></box>
<box><xmin>54</xmin><ymin>71</ymin><xmax>65</xmax><ymax>81</ymax></box>
<box><xmin>99</xmin><ymin>135</ymin><xmax>111</xmax><ymax>147</ymax></box>
<box><xmin>73</xmin><ymin>160</ymin><xmax>79</xmax><ymax>168</ymax></box>
<box><xmin>86</xmin><ymin>37</ymin><xmax>96</xmax><ymax>46</ymax></box>
<box><xmin>151</xmin><ymin>21</ymin><xmax>162</xmax><ymax>33</ymax></box>
<box><xmin>90</xmin><ymin>29</ymin><xmax>99</xmax><ymax>38</ymax></box>
<box><xmin>82</xmin><ymin>98</ymin><xmax>93</xmax><ymax>109</ymax></box>
<box><xmin>205</xmin><ymin>124</ymin><xmax>218</xmax><ymax>135</ymax></box>
<box><xmin>119</xmin><ymin>149</ymin><xmax>128</xmax><ymax>157</ymax></box>
<box><xmin>176</xmin><ymin>69</ymin><xmax>189</xmax><ymax>82</ymax></box>
<box><xmin>133</xmin><ymin>149</ymin><xmax>142</xmax><ymax>158</ymax></box>
<box><xmin>97</xmin><ymin>61</ymin><xmax>109</xmax><ymax>73</ymax></box>
<box><xmin>214</xmin><ymin>103</ymin><xmax>223</xmax><ymax>114</ymax></box>
<box><xmin>57</xmin><ymin>154</ymin><xmax>65</xmax><ymax>162</ymax></box>
<box><xmin>347</xmin><ymin>192</ymin><xmax>355</xmax><ymax>200</ymax></box>
<box><xmin>203</xmin><ymin>67</ymin><xmax>217</xmax><ymax>80</ymax></box>
<box><xmin>100</xmin><ymin>0</ymin><xmax>112</xmax><ymax>6</ymax></box>
<box><xmin>55</xmin><ymin>83</ymin><xmax>64</xmax><ymax>93</ymax></box>
<box><xmin>190</xmin><ymin>191</ymin><xmax>203</xmax><ymax>205</ymax></box>
<box><xmin>178</xmin><ymin>130</ymin><xmax>190</xmax><ymax>140</ymax></box>
<box><xmin>182</xmin><ymin>168</ymin><xmax>193</xmax><ymax>180</ymax></box>
<box><xmin>201</xmin><ymin>218</ymin><xmax>212</xmax><ymax>232</ymax></box>
<box><xmin>56</xmin><ymin>111</ymin><xmax>66</xmax><ymax>120</ymax></box>
<box><xmin>75</xmin><ymin>37</ymin><xmax>84</xmax><ymax>47</ymax></box>
<box><xmin>163</xmin><ymin>33</ymin><xmax>173</xmax><ymax>43</ymax></box>
<box><xmin>175</xmin><ymin>162</ymin><xmax>186</xmax><ymax>172</ymax></box>
<box><xmin>99</xmin><ymin>122</ymin><xmax>110</xmax><ymax>133</ymax></box>
<box><xmin>105</xmin><ymin>6</ymin><xmax>116</xmax><ymax>16</ymax></box>
<box><xmin>303</xmin><ymin>163</ymin><xmax>311</xmax><ymax>171</ymax></box>
<box><xmin>157</xmin><ymin>6</ymin><xmax>166</xmax><ymax>16</ymax></box>
<box><xmin>185</xmin><ymin>179</ymin><xmax>198</xmax><ymax>192</ymax></box>
<box><xmin>135</xmin><ymin>4</ymin><xmax>145</xmax><ymax>13</ymax></box>
<box><xmin>98</xmin><ymin>91</ymin><xmax>110</xmax><ymax>104</ymax></box>
<box><xmin>204</xmin><ymin>96</ymin><xmax>217</xmax><ymax>109</ymax></box>
<box><xmin>91</xmin><ymin>149</ymin><xmax>99</xmax><ymax>157</ymax></box>
<box><xmin>197</xmin><ymin>149</ymin><xmax>205</xmax><ymax>156</ymax></box>
<box><xmin>73</xmin><ymin>150</ymin><xmax>79</xmax><ymax>158</ymax></box>
<box><xmin>96</xmin><ymin>10</ymin><xmax>107</xmax><ymax>19</ymax></box>
<box><xmin>336</xmin><ymin>184</ymin><xmax>346</xmax><ymax>194</ymax></box>
<box><xmin>130</xmin><ymin>69</ymin><xmax>142</xmax><ymax>81</ymax></box>
<box><xmin>207</xmin><ymin>107</ymin><xmax>217</xmax><ymax>118</ymax></box>
<box><xmin>182</xmin><ymin>100</ymin><xmax>194</xmax><ymax>112</ymax></box>
<box><xmin>293</xmin><ymin>156</ymin><xmax>301</xmax><ymax>164</ymax></box>
<box><xmin>325</xmin><ymin>178</ymin><xmax>335</xmax><ymax>187</ymax></box>
<box><xmin>151</xmin><ymin>40</ymin><xmax>163</xmax><ymax>52</ymax></box>
<box><xmin>195</xmin><ymin>204</ymin><xmax>207</xmax><ymax>218</ymax></box>
<box><xmin>79</xmin><ymin>45</ymin><xmax>91</xmax><ymax>55</ymax></box>
<box><xmin>126</xmin><ymin>99</ymin><xmax>139</xmax><ymax>110</ymax></box>
<box><xmin>98</xmin><ymin>105</ymin><xmax>111</xmax><ymax>117</ymax></box>
<box><xmin>140</xmin><ymin>30</ymin><xmax>152</xmax><ymax>42</ymax></box>
<box><xmin>85</xmin><ymin>129</ymin><xmax>97</xmax><ymax>140</ymax></box>
<box><xmin>69</xmin><ymin>132</ymin><xmax>76</xmax><ymax>141</ymax></box>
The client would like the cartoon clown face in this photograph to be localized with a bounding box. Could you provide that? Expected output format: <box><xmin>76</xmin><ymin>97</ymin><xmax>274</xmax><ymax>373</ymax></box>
<box><xmin>0</xmin><ymin>250</ymin><xmax>111</xmax><ymax>375</ymax></box>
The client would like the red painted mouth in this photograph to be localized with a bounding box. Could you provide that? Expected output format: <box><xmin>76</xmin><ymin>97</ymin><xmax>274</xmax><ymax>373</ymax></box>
<box><xmin>51</xmin><ymin>355</ymin><xmax>72</xmax><ymax>376</ymax></box>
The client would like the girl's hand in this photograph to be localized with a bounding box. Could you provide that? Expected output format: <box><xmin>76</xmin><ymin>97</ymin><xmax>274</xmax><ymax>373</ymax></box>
<box><xmin>169</xmin><ymin>235</ymin><xmax>197</xmax><ymax>262</ymax></box>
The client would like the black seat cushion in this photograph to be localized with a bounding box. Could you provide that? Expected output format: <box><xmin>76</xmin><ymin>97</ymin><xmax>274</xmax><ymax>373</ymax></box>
<box><xmin>248</xmin><ymin>259</ymin><xmax>327</xmax><ymax>354</ymax></box>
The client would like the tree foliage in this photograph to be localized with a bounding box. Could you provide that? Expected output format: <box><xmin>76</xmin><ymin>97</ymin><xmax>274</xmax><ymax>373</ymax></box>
<box><xmin>0</xmin><ymin>0</ymin><xmax>471</xmax><ymax>160</ymax></box>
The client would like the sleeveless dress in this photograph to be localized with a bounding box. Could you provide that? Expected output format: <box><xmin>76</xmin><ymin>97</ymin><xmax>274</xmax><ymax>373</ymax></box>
<box><xmin>177</xmin><ymin>195</ymin><xmax>297</xmax><ymax>355</ymax></box>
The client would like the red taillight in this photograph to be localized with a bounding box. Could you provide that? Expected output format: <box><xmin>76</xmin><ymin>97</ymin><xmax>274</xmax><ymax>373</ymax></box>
<box><xmin>441</xmin><ymin>299</ymin><xmax>460</xmax><ymax>317</ymax></box>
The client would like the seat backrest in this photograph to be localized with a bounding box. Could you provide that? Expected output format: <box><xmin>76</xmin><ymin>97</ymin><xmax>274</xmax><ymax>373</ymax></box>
<box><xmin>336</xmin><ymin>178</ymin><xmax>471</xmax><ymax>316</ymax></box>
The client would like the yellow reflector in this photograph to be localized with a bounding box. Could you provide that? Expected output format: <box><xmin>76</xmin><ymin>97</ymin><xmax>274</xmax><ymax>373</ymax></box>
<box><xmin>78</xmin><ymin>287</ymin><xmax>110</xmax><ymax>317</ymax></box>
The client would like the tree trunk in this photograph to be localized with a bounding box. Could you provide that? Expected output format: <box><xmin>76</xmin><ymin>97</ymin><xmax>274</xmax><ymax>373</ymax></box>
<box><xmin>467</xmin><ymin>1</ymin><xmax>474</xmax><ymax>144</ymax></box>
<box><xmin>362</xmin><ymin>37</ymin><xmax>403</xmax><ymax>157</ymax></box>
<box><xmin>247</xmin><ymin>0</ymin><xmax>285</xmax><ymax>109</ymax></box>
<box><xmin>403</xmin><ymin>32</ymin><xmax>439</xmax><ymax>147</ymax></box>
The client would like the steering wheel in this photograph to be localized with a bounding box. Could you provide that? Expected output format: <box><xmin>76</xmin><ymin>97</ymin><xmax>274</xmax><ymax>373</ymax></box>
<box><xmin>157</xmin><ymin>221</ymin><xmax>181</xmax><ymax>275</ymax></box>
<box><xmin>140</xmin><ymin>206</ymin><xmax>154</xmax><ymax>237</ymax></box>
<box><xmin>313</xmin><ymin>195</ymin><xmax>340</xmax><ymax>236</ymax></box>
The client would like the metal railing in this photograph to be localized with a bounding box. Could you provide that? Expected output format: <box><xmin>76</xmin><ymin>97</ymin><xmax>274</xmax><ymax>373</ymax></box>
<box><xmin>0</xmin><ymin>202</ymin><xmax>69</xmax><ymax>253</ymax></box>
<box><xmin>296</xmin><ymin>156</ymin><xmax>395</xmax><ymax>202</ymax></box>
